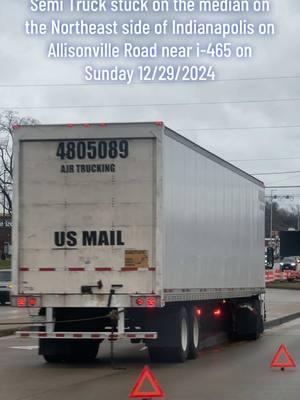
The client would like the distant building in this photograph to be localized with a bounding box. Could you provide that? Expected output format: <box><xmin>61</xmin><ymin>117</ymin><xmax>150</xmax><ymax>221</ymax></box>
<box><xmin>0</xmin><ymin>214</ymin><xmax>12</xmax><ymax>258</ymax></box>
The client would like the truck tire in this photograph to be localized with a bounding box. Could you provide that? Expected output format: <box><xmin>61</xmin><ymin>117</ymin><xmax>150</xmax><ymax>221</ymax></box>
<box><xmin>148</xmin><ymin>347</ymin><xmax>163</xmax><ymax>362</ymax></box>
<box><xmin>148</xmin><ymin>306</ymin><xmax>190</xmax><ymax>363</ymax></box>
<box><xmin>66</xmin><ymin>341</ymin><xmax>99</xmax><ymax>363</ymax></box>
<box><xmin>233</xmin><ymin>300</ymin><xmax>263</xmax><ymax>341</ymax></box>
<box><xmin>43</xmin><ymin>354</ymin><xmax>64</xmax><ymax>363</ymax></box>
<box><xmin>247</xmin><ymin>315</ymin><xmax>264</xmax><ymax>341</ymax></box>
<box><xmin>188</xmin><ymin>308</ymin><xmax>200</xmax><ymax>359</ymax></box>
<box><xmin>169</xmin><ymin>306</ymin><xmax>190</xmax><ymax>362</ymax></box>
<box><xmin>40</xmin><ymin>339</ymin><xmax>99</xmax><ymax>363</ymax></box>
<box><xmin>65</xmin><ymin>341</ymin><xmax>99</xmax><ymax>363</ymax></box>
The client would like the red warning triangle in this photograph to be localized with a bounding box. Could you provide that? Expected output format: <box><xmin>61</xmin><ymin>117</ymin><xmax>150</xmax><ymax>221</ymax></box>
<box><xmin>129</xmin><ymin>365</ymin><xmax>165</xmax><ymax>398</ymax></box>
<box><xmin>270</xmin><ymin>344</ymin><xmax>296</xmax><ymax>369</ymax></box>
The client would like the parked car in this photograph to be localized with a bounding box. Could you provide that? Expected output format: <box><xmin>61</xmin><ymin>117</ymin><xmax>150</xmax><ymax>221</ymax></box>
<box><xmin>279</xmin><ymin>257</ymin><xmax>298</xmax><ymax>272</ymax></box>
<box><xmin>0</xmin><ymin>269</ymin><xmax>12</xmax><ymax>305</ymax></box>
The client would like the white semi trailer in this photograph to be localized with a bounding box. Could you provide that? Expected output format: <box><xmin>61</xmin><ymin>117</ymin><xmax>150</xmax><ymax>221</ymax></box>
<box><xmin>12</xmin><ymin>122</ymin><xmax>265</xmax><ymax>363</ymax></box>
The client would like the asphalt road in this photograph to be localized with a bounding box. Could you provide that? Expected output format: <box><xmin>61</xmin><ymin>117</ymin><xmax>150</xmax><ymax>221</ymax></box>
<box><xmin>265</xmin><ymin>289</ymin><xmax>300</xmax><ymax>320</ymax></box>
<box><xmin>0</xmin><ymin>305</ymin><xmax>32</xmax><ymax>331</ymax></box>
<box><xmin>0</xmin><ymin>319</ymin><xmax>299</xmax><ymax>400</ymax></box>
<box><xmin>0</xmin><ymin>306</ymin><xmax>30</xmax><ymax>320</ymax></box>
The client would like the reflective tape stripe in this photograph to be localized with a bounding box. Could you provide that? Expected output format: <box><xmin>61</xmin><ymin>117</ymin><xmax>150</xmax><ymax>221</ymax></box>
<box><xmin>39</xmin><ymin>268</ymin><xmax>55</xmax><ymax>272</ymax></box>
<box><xmin>145</xmin><ymin>333</ymin><xmax>156</xmax><ymax>338</ymax></box>
<box><xmin>16</xmin><ymin>331</ymin><xmax>157</xmax><ymax>340</ymax></box>
<box><xmin>68</xmin><ymin>267</ymin><xmax>85</xmax><ymax>272</ymax></box>
<box><xmin>94</xmin><ymin>268</ymin><xmax>112</xmax><ymax>271</ymax></box>
<box><xmin>20</xmin><ymin>267</ymin><xmax>155</xmax><ymax>272</ymax></box>
<box><xmin>121</xmin><ymin>268</ymin><xmax>138</xmax><ymax>272</ymax></box>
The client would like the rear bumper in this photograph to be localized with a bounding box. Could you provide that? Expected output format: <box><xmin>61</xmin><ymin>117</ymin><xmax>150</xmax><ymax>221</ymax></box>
<box><xmin>10</xmin><ymin>294</ymin><xmax>163</xmax><ymax>308</ymax></box>
<box><xmin>17</xmin><ymin>331</ymin><xmax>157</xmax><ymax>340</ymax></box>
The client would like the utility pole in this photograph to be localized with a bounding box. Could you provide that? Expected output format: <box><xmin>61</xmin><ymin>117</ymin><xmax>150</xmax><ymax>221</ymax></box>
<box><xmin>297</xmin><ymin>204</ymin><xmax>300</xmax><ymax>231</ymax></box>
<box><xmin>270</xmin><ymin>190</ymin><xmax>274</xmax><ymax>239</ymax></box>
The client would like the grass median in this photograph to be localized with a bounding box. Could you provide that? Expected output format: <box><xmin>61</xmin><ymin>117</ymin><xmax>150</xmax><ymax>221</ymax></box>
<box><xmin>266</xmin><ymin>281</ymin><xmax>300</xmax><ymax>290</ymax></box>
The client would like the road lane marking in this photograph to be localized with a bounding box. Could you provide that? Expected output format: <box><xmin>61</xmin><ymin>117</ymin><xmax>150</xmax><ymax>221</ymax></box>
<box><xmin>9</xmin><ymin>346</ymin><xmax>38</xmax><ymax>350</ymax></box>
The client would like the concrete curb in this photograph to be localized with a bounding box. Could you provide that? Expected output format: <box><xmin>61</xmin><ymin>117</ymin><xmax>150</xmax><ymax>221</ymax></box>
<box><xmin>265</xmin><ymin>312</ymin><xmax>300</xmax><ymax>329</ymax></box>
<box><xmin>200</xmin><ymin>314</ymin><xmax>300</xmax><ymax>349</ymax></box>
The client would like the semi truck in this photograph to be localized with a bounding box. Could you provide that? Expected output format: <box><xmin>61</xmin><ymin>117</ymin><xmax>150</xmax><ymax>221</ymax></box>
<box><xmin>11</xmin><ymin>122</ymin><xmax>265</xmax><ymax>363</ymax></box>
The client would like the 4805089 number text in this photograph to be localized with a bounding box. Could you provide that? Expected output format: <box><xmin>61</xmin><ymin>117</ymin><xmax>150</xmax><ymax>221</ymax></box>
<box><xmin>56</xmin><ymin>140</ymin><xmax>129</xmax><ymax>160</ymax></box>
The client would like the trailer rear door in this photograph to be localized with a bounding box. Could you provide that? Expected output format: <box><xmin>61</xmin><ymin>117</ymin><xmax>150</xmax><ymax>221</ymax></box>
<box><xmin>18</xmin><ymin>137</ymin><xmax>157</xmax><ymax>297</ymax></box>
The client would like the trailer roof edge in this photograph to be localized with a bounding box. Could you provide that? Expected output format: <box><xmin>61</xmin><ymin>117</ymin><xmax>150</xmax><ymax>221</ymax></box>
<box><xmin>15</xmin><ymin>122</ymin><xmax>264</xmax><ymax>188</ymax></box>
<box><xmin>164</xmin><ymin>126</ymin><xmax>264</xmax><ymax>188</ymax></box>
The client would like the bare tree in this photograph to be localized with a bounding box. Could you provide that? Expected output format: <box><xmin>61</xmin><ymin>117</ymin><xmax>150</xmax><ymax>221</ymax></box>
<box><xmin>265</xmin><ymin>201</ymin><xmax>298</xmax><ymax>236</ymax></box>
<box><xmin>0</xmin><ymin>111</ymin><xmax>38</xmax><ymax>216</ymax></box>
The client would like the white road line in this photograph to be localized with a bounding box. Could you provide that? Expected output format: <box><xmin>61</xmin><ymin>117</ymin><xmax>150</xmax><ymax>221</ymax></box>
<box><xmin>139</xmin><ymin>346</ymin><xmax>148</xmax><ymax>352</ymax></box>
<box><xmin>9</xmin><ymin>346</ymin><xmax>38</xmax><ymax>350</ymax></box>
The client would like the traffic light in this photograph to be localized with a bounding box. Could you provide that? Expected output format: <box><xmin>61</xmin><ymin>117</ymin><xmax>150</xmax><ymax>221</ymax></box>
<box><xmin>267</xmin><ymin>247</ymin><xmax>274</xmax><ymax>267</ymax></box>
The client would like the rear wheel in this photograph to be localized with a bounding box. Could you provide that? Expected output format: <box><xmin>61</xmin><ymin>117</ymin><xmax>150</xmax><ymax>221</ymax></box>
<box><xmin>43</xmin><ymin>354</ymin><xmax>64</xmax><ymax>363</ymax></box>
<box><xmin>148</xmin><ymin>306</ymin><xmax>190</xmax><ymax>363</ymax></box>
<box><xmin>41</xmin><ymin>340</ymin><xmax>99</xmax><ymax>363</ymax></box>
<box><xmin>232</xmin><ymin>300</ymin><xmax>263</xmax><ymax>341</ymax></box>
<box><xmin>168</xmin><ymin>307</ymin><xmax>190</xmax><ymax>362</ymax></box>
<box><xmin>188</xmin><ymin>308</ymin><xmax>200</xmax><ymax>359</ymax></box>
<box><xmin>65</xmin><ymin>342</ymin><xmax>99</xmax><ymax>363</ymax></box>
<box><xmin>148</xmin><ymin>347</ymin><xmax>163</xmax><ymax>362</ymax></box>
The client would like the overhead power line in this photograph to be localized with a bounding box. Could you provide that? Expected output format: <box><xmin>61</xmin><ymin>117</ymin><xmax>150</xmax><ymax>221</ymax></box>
<box><xmin>252</xmin><ymin>171</ymin><xmax>300</xmax><ymax>176</ymax></box>
<box><xmin>1</xmin><ymin>97</ymin><xmax>300</xmax><ymax>111</ymax></box>
<box><xmin>268</xmin><ymin>173</ymin><xmax>300</xmax><ymax>186</ymax></box>
<box><xmin>1</xmin><ymin>75</ymin><xmax>300</xmax><ymax>88</ymax></box>
<box><xmin>266</xmin><ymin>185</ymin><xmax>300</xmax><ymax>189</ymax></box>
<box><xmin>179</xmin><ymin>124</ymin><xmax>300</xmax><ymax>132</ymax></box>
<box><xmin>230</xmin><ymin>157</ymin><xmax>300</xmax><ymax>162</ymax></box>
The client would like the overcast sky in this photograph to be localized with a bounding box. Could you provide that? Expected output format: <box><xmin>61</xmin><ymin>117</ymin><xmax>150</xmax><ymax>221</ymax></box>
<box><xmin>1</xmin><ymin>0</ymin><xmax>300</xmax><ymax>205</ymax></box>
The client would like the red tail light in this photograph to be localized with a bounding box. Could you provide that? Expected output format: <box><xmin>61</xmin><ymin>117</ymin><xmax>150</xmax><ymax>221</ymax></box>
<box><xmin>146</xmin><ymin>297</ymin><xmax>156</xmax><ymax>308</ymax></box>
<box><xmin>136</xmin><ymin>297</ymin><xmax>144</xmax><ymax>306</ymax></box>
<box><xmin>213</xmin><ymin>308</ymin><xmax>222</xmax><ymax>317</ymax></box>
<box><xmin>28</xmin><ymin>297</ymin><xmax>37</xmax><ymax>307</ymax></box>
<box><xmin>17</xmin><ymin>297</ymin><xmax>26</xmax><ymax>307</ymax></box>
<box><xmin>196</xmin><ymin>308</ymin><xmax>202</xmax><ymax>317</ymax></box>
